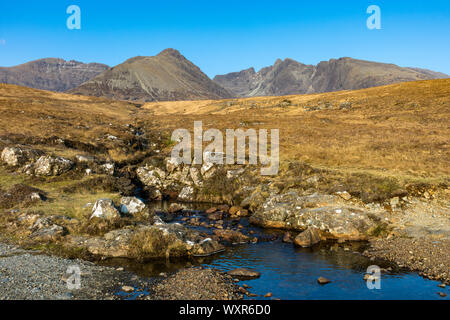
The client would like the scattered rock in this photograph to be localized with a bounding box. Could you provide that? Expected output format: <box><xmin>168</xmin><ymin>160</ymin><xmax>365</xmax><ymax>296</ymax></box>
<box><xmin>294</xmin><ymin>227</ymin><xmax>321</xmax><ymax>248</ymax></box>
<box><xmin>337</xmin><ymin>191</ymin><xmax>352</xmax><ymax>201</ymax></box>
<box><xmin>264</xmin><ymin>292</ymin><xmax>273</xmax><ymax>298</ymax></box>
<box><xmin>438</xmin><ymin>292</ymin><xmax>447</xmax><ymax>297</ymax></box>
<box><xmin>122</xmin><ymin>286</ymin><xmax>134</xmax><ymax>293</ymax></box>
<box><xmin>1</xmin><ymin>146</ymin><xmax>42</xmax><ymax>167</ymax></box>
<box><xmin>317</xmin><ymin>277</ymin><xmax>331</xmax><ymax>285</ymax></box>
<box><xmin>213</xmin><ymin>229</ymin><xmax>250</xmax><ymax>243</ymax></box>
<box><xmin>227</xmin><ymin>268</ymin><xmax>261</xmax><ymax>279</ymax></box>
<box><xmin>33</xmin><ymin>155</ymin><xmax>73</xmax><ymax>176</ymax></box>
<box><xmin>90</xmin><ymin>199</ymin><xmax>121</xmax><ymax>220</ymax></box>
<box><xmin>136</xmin><ymin>166</ymin><xmax>166</xmax><ymax>188</ymax></box>
<box><xmin>282</xmin><ymin>232</ymin><xmax>293</xmax><ymax>243</ymax></box>
<box><xmin>100</xmin><ymin>163</ymin><xmax>115</xmax><ymax>175</ymax></box>
<box><xmin>207</xmin><ymin>211</ymin><xmax>223</xmax><ymax>221</ymax></box>
<box><xmin>119</xmin><ymin>197</ymin><xmax>146</xmax><ymax>216</ymax></box>
<box><xmin>168</xmin><ymin>203</ymin><xmax>185</xmax><ymax>214</ymax></box>
<box><xmin>178</xmin><ymin>186</ymin><xmax>194</xmax><ymax>202</ymax></box>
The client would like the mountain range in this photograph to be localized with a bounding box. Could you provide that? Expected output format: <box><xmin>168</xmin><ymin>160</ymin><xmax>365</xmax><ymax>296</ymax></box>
<box><xmin>0</xmin><ymin>58</ymin><xmax>109</xmax><ymax>92</ymax></box>
<box><xmin>0</xmin><ymin>49</ymin><xmax>447</xmax><ymax>101</ymax></box>
<box><xmin>213</xmin><ymin>57</ymin><xmax>448</xmax><ymax>97</ymax></box>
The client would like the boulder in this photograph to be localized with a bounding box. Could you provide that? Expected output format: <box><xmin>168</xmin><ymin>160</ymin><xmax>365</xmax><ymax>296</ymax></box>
<box><xmin>178</xmin><ymin>186</ymin><xmax>194</xmax><ymax>202</ymax></box>
<box><xmin>207</xmin><ymin>211</ymin><xmax>223</xmax><ymax>221</ymax></box>
<box><xmin>229</xmin><ymin>206</ymin><xmax>249</xmax><ymax>217</ymax></box>
<box><xmin>29</xmin><ymin>217</ymin><xmax>67</xmax><ymax>241</ymax></box>
<box><xmin>84</xmin><ymin>223</ymin><xmax>224</xmax><ymax>259</ymax></box>
<box><xmin>213</xmin><ymin>229</ymin><xmax>250</xmax><ymax>243</ymax></box>
<box><xmin>250</xmin><ymin>192</ymin><xmax>384</xmax><ymax>241</ymax></box>
<box><xmin>189</xmin><ymin>167</ymin><xmax>203</xmax><ymax>187</ymax></box>
<box><xmin>119</xmin><ymin>197</ymin><xmax>146</xmax><ymax>215</ymax></box>
<box><xmin>282</xmin><ymin>232</ymin><xmax>293</xmax><ymax>243</ymax></box>
<box><xmin>1</xmin><ymin>146</ymin><xmax>42</xmax><ymax>167</ymax></box>
<box><xmin>294</xmin><ymin>227</ymin><xmax>321</xmax><ymax>247</ymax></box>
<box><xmin>165</xmin><ymin>157</ymin><xmax>181</xmax><ymax>174</ymax></box>
<box><xmin>168</xmin><ymin>203</ymin><xmax>185</xmax><ymax>214</ymax></box>
<box><xmin>33</xmin><ymin>156</ymin><xmax>73</xmax><ymax>176</ymax></box>
<box><xmin>100</xmin><ymin>163</ymin><xmax>115</xmax><ymax>175</ymax></box>
<box><xmin>90</xmin><ymin>199</ymin><xmax>121</xmax><ymax>220</ymax></box>
<box><xmin>136</xmin><ymin>166</ymin><xmax>166</xmax><ymax>188</ymax></box>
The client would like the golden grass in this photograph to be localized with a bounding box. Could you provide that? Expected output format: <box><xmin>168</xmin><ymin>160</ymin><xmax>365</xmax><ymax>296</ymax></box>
<box><xmin>0</xmin><ymin>79</ymin><xmax>449</xmax><ymax>185</ymax></box>
<box><xmin>143</xmin><ymin>79</ymin><xmax>450</xmax><ymax>182</ymax></box>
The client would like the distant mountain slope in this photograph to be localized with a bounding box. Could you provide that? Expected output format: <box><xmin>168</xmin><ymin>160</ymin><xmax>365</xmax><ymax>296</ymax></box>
<box><xmin>214</xmin><ymin>57</ymin><xmax>448</xmax><ymax>97</ymax></box>
<box><xmin>0</xmin><ymin>58</ymin><xmax>109</xmax><ymax>92</ymax></box>
<box><xmin>69</xmin><ymin>49</ymin><xmax>233</xmax><ymax>102</ymax></box>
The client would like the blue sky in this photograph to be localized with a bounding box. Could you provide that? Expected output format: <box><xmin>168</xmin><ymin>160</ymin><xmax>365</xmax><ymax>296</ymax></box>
<box><xmin>0</xmin><ymin>0</ymin><xmax>449</xmax><ymax>77</ymax></box>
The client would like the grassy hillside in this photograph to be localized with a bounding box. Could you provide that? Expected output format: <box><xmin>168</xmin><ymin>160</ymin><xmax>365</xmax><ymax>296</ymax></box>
<box><xmin>1</xmin><ymin>79</ymin><xmax>449</xmax><ymax>185</ymax></box>
<box><xmin>142</xmin><ymin>79</ymin><xmax>450</xmax><ymax>183</ymax></box>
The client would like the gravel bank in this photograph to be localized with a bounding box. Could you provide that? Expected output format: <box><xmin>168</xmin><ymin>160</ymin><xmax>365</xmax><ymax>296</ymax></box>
<box><xmin>363</xmin><ymin>238</ymin><xmax>450</xmax><ymax>285</ymax></box>
<box><xmin>0</xmin><ymin>243</ymin><xmax>151</xmax><ymax>300</ymax></box>
<box><xmin>146</xmin><ymin>268</ymin><xmax>241</xmax><ymax>300</ymax></box>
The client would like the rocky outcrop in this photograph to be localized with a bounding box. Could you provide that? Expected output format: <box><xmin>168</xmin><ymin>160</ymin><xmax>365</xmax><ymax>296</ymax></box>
<box><xmin>32</xmin><ymin>156</ymin><xmax>73</xmax><ymax>176</ymax></box>
<box><xmin>249</xmin><ymin>192</ymin><xmax>385</xmax><ymax>241</ymax></box>
<box><xmin>29</xmin><ymin>217</ymin><xmax>67</xmax><ymax>241</ymax></box>
<box><xmin>82</xmin><ymin>223</ymin><xmax>224</xmax><ymax>259</ymax></box>
<box><xmin>1</xmin><ymin>147</ymin><xmax>43</xmax><ymax>167</ymax></box>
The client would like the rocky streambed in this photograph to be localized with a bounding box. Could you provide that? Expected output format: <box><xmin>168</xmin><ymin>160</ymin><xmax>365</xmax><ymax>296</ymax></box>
<box><xmin>0</xmin><ymin>144</ymin><xmax>449</xmax><ymax>300</ymax></box>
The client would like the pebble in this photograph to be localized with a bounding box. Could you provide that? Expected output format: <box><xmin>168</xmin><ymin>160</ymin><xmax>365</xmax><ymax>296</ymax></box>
<box><xmin>122</xmin><ymin>286</ymin><xmax>135</xmax><ymax>293</ymax></box>
<box><xmin>317</xmin><ymin>277</ymin><xmax>331</xmax><ymax>285</ymax></box>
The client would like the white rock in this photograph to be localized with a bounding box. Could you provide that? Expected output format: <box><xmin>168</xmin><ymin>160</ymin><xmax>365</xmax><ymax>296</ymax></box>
<box><xmin>119</xmin><ymin>197</ymin><xmax>146</xmax><ymax>215</ymax></box>
<box><xmin>34</xmin><ymin>156</ymin><xmax>73</xmax><ymax>176</ymax></box>
<box><xmin>177</xmin><ymin>186</ymin><xmax>194</xmax><ymax>202</ymax></box>
<box><xmin>90</xmin><ymin>199</ymin><xmax>121</xmax><ymax>220</ymax></box>
<box><xmin>100</xmin><ymin>163</ymin><xmax>115</xmax><ymax>175</ymax></box>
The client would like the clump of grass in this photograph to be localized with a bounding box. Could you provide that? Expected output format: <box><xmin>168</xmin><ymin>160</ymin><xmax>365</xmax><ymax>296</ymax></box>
<box><xmin>128</xmin><ymin>228</ymin><xmax>188</xmax><ymax>261</ymax></box>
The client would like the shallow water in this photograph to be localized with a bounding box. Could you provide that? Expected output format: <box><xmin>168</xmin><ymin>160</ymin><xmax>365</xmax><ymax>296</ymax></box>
<box><xmin>109</xmin><ymin>202</ymin><xmax>449</xmax><ymax>300</ymax></box>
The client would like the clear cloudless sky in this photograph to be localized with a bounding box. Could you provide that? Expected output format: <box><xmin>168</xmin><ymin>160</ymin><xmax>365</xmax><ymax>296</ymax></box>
<box><xmin>0</xmin><ymin>0</ymin><xmax>449</xmax><ymax>77</ymax></box>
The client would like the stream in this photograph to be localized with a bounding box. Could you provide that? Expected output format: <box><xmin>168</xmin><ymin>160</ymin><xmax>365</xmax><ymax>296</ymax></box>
<box><xmin>105</xmin><ymin>201</ymin><xmax>449</xmax><ymax>300</ymax></box>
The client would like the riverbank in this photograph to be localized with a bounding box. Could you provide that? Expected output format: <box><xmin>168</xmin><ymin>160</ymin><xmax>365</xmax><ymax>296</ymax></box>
<box><xmin>363</xmin><ymin>238</ymin><xmax>450</xmax><ymax>285</ymax></box>
<box><xmin>0</xmin><ymin>242</ymin><xmax>242</xmax><ymax>300</ymax></box>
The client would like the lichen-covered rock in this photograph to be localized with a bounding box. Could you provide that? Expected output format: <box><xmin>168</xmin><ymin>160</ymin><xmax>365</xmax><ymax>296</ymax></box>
<box><xmin>178</xmin><ymin>186</ymin><xmax>194</xmax><ymax>202</ymax></box>
<box><xmin>100</xmin><ymin>163</ymin><xmax>115</xmax><ymax>175</ymax></box>
<box><xmin>90</xmin><ymin>199</ymin><xmax>121</xmax><ymax>220</ymax></box>
<box><xmin>189</xmin><ymin>167</ymin><xmax>203</xmax><ymax>187</ymax></box>
<box><xmin>119</xmin><ymin>197</ymin><xmax>146</xmax><ymax>215</ymax></box>
<box><xmin>33</xmin><ymin>155</ymin><xmax>73</xmax><ymax>176</ymax></box>
<box><xmin>165</xmin><ymin>157</ymin><xmax>181</xmax><ymax>174</ymax></box>
<box><xmin>250</xmin><ymin>191</ymin><xmax>384</xmax><ymax>241</ymax></box>
<box><xmin>83</xmin><ymin>223</ymin><xmax>224</xmax><ymax>259</ymax></box>
<box><xmin>1</xmin><ymin>146</ymin><xmax>43</xmax><ymax>167</ymax></box>
<box><xmin>29</xmin><ymin>217</ymin><xmax>67</xmax><ymax>241</ymax></box>
<box><xmin>136</xmin><ymin>166</ymin><xmax>166</xmax><ymax>188</ymax></box>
